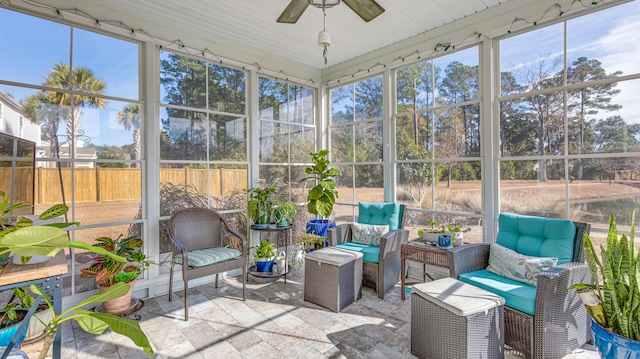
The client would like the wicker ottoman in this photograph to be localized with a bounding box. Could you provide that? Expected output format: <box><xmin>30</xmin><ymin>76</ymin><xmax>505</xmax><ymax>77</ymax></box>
<box><xmin>411</xmin><ymin>277</ymin><xmax>505</xmax><ymax>359</ymax></box>
<box><xmin>304</xmin><ymin>247</ymin><xmax>363</xmax><ymax>312</ymax></box>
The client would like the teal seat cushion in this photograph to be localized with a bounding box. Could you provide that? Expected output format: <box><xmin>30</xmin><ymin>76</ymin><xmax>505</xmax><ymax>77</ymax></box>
<box><xmin>174</xmin><ymin>247</ymin><xmax>241</xmax><ymax>268</ymax></box>
<box><xmin>336</xmin><ymin>242</ymin><xmax>380</xmax><ymax>263</ymax></box>
<box><xmin>459</xmin><ymin>269</ymin><xmax>537</xmax><ymax>315</ymax></box>
<box><xmin>497</xmin><ymin>212</ymin><xmax>576</xmax><ymax>264</ymax></box>
<box><xmin>357</xmin><ymin>202</ymin><xmax>404</xmax><ymax>231</ymax></box>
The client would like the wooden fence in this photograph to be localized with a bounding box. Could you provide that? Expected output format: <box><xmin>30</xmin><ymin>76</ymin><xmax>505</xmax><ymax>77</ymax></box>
<box><xmin>1</xmin><ymin>168</ymin><xmax>247</xmax><ymax>205</ymax></box>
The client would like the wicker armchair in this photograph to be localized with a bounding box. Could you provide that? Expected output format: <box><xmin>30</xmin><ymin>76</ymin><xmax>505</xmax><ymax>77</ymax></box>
<box><xmin>447</xmin><ymin>213</ymin><xmax>591</xmax><ymax>359</ymax></box>
<box><xmin>167</xmin><ymin>207</ymin><xmax>247</xmax><ymax>320</ymax></box>
<box><xmin>328</xmin><ymin>202</ymin><xmax>409</xmax><ymax>299</ymax></box>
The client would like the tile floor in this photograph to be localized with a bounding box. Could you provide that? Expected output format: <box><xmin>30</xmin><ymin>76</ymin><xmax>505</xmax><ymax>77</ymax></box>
<box><xmin>45</xmin><ymin>268</ymin><xmax>599</xmax><ymax>359</ymax></box>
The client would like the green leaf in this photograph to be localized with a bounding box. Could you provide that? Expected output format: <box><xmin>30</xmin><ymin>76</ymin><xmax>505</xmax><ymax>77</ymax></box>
<box><xmin>78</xmin><ymin>311</ymin><xmax>154</xmax><ymax>356</ymax></box>
<box><xmin>69</xmin><ymin>241</ymin><xmax>128</xmax><ymax>263</ymax></box>
<box><xmin>72</xmin><ymin>309</ymin><xmax>110</xmax><ymax>334</ymax></box>
<box><xmin>68</xmin><ymin>282</ymin><xmax>131</xmax><ymax>311</ymax></box>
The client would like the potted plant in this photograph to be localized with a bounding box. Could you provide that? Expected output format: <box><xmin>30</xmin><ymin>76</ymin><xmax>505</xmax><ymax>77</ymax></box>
<box><xmin>252</xmin><ymin>239</ymin><xmax>276</xmax><ymax>272</ymax></box>
<box><xmin>273</xmin><ymin>200</ymin><xmax>298</xmax><ymax>227</ymax></box>
<box><xmin>10</xmin><ymin>287</ymin><xmax>52</xmax><ymax>343</ymax></box>
<box><xmin>0</xmin><ymin>300</ymin><xmax>28</xmax><ymax>348</ymax></box>
<box><xmin>290</xmin><ymin>233</ymin><xmax>326</xmax><ymax>269</ymax></box>
<box><xmin>80</xmin><ymin>235</ymin><xmax>154</xmax><ymax>315</ymax></box>
<box><xmin>0</xmin><ymin>191</ymin><xmax>31</xmax><ymax>265</ymax></box>
<box><xmin>299</xmin><ymin>150</ymin><xmax>342</xmax><ymax>237</ymax></box>
<box><xmin>417</xmin><ymin>220</ymin><xmax>470</xmax><ymax>246</ymax></box>
<box><xmin>246</xmin><ymin>184</ymin><xmax>277</xmax><ymax>228</ymax></box>
<box><xmin>570</xmin><ymin>209</ymin><xmax>640</xmax><ymax>358</ymax></box>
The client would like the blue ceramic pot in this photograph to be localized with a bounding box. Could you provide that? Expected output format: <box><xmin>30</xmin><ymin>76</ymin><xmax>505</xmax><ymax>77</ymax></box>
<box><xmin>255</xmin><ymin>259</ymin><xmax>274</xmax><ymax>272</ymax></box>
<box><xmin>437</xmin><ymin>234</ymin><xmax>452</xmax><ymax>248</ymax></box>
<box><xmin>0</xmin><ymin>310</ymin><xmax>29</xmax><ymax>348</ymax></box>
<box><xmin>306</xmin><ymin>219</ymin><xmax>335</xmax><ymax>238</ymax></box>
<box><xmin>592</xmin><ymin>318</ymin><xmax>640</xmax><ymax>359</ymax></box>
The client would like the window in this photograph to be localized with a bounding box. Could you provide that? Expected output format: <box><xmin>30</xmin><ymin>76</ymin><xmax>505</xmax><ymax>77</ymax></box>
<box><xmin>394</xmin><ymin>47</ymin><xmax>482</xmax><ymax>243</ymax></box>
<box><xmin>258</xmin><ymin>76</ymin><xmax>315</xmax><ymax>203</ymax></box>
<box><xmin>0</xmin><ymin>8</ymin><xmax>141</xmax><ymax>295</ymax></box>
<box><xmin>498</xmin><ymin>1</ymin><xmax>640</xmax><ymax>230</ymax></box>
<box><xmin>158</xmin><ymin>51</ymin><xmax>248</xmax><ymax>272</ymax></box>
<box><xmin>330</xmin><ymin>75</ymin><xmax>384</xmax><ymax>221</ymax></box>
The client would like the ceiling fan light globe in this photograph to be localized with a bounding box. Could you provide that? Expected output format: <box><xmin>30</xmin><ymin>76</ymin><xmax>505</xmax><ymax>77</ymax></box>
<box><xmin>318</xmin><ymin>30</ymin><xmax>331</xmax><ymax>47</ymax></box>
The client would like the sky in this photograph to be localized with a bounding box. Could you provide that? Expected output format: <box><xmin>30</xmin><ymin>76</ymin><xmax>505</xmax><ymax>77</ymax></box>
<box><xmin>1</xmin><ymin>1</ymin><xmax>639</xmax><ymax>148</ymax></box>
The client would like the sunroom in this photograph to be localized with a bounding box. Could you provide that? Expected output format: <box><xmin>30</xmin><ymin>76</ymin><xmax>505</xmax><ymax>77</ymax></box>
<box><xmin>0</xmin><ymin>0</ymin><xmax>638</xmax><ymax>358</ymax></box>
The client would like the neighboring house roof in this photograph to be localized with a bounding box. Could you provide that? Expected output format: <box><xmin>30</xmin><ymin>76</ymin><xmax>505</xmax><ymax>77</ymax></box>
<box><xmin>0</xmin><ymin>90</ymin><xmax>24</xmax><ymax>113</ymax></box>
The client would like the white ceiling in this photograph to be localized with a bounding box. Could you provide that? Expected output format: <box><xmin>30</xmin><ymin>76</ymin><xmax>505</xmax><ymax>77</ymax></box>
<box><xmin>36</xmin><ymin>0</ymin><xmax>511</xmax><ymax>70</ymax></box>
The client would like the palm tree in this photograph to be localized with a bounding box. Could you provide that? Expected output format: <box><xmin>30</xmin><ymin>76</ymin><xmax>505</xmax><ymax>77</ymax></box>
<box><xmin>118</xmin><ymin>103</ymin><xmax>141</xmax><ymax>167</ymax></box>
<box><xmin>24</xmin><ymin>63</ymin><xmax>106</xmax><ymax>158</ymax></box>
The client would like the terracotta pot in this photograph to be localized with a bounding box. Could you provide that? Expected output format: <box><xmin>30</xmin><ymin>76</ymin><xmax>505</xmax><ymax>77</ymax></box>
<box><xmin>98</xmin><ymin>280</ymin><xmax>135</xmax><ymax>315</ymax></box>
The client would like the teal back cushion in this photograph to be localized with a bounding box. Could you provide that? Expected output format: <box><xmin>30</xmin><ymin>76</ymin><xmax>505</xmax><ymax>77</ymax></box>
<box><xmin>357</xmin><ymin>202</ymin><xmax>404</xmax><ymax>231</ymax></box>
<box><xmin>496</xmin><ymin>212</ymin><xmax>576</xmax><ymax>264</ymax></box>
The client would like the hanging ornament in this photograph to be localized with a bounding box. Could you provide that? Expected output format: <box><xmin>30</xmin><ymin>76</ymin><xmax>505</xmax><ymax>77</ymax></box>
<box><xmin>318</xmin><ymin>7</ymin><xmax>331</xmax><ymax>65</ymax></box>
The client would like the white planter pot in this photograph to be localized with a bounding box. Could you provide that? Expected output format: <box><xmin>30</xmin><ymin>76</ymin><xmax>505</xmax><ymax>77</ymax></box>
<box><xmin>420</xmin><ymin>232</ymin><xmax>441</xmax><ymax>243</ymax></box>
<box><xmin>452</xmin><ymin>232</ymin><xmax>464</xmax><ymax>246</ymax></box>
<box><xmin>24</xmin><ymin>308</ymin><xmax>52</xmax><ymax>343</ymax></box>
<box><xmin>12</xmin><ymin>254</ymin><xmax>52</xmax><ymax>265</ymax></box>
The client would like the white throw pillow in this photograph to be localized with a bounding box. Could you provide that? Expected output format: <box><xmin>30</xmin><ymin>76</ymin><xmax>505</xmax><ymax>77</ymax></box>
<box><xmin>350</xmin><ymin>223</ymin><xmax>389</xmax><ymax>246</ymax></box>
<box><xmin>486</xmin><ymin>243</ymin><xmax>558</xmax><ymax>286</ymax></box>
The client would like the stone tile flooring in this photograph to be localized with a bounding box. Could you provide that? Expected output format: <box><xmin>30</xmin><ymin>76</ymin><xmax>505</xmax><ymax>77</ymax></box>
<box><xmin>50</xmin><ymin>268</ymin><xmax>599</xmax><ymax>359</ymax></box>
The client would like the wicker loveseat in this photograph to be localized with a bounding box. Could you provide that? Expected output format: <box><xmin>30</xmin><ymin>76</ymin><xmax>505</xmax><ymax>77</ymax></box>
<box><xmin>328</xmin><ymin>202</ymin><xmax>409</xmax><ymax>299</ymax></box>
<box><xmin>447</xmin><ymin>212</ymin><xmax>591</xmax><ymax>359</ymax></box>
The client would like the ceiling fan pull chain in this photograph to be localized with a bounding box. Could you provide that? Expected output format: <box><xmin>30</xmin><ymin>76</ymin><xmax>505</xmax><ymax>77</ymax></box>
<box><xmin>318</xmin><ymin>6</ymin><xmax>331</xmax><ymax>65</ymax></box>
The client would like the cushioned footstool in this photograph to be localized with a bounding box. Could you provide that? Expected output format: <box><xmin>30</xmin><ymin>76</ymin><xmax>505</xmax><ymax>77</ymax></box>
<box><xmin>411</xmin><ymin>277</ymin><xmax>506</xmax><ymax>359</ymax></box>
<box><xmin>304</xmin><ymin>247</ymin><xmax>363</xmax><ymax>312</ymax></box>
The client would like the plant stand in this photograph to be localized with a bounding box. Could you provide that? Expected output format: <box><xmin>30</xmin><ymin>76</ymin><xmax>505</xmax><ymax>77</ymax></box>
<box><xmin>0</xmin><ymin>251</ymin><xmax>67</xmax><ymax>359</ymax></box>
<box><xmin>248</xmin><ymin>224</ymin><xmax>292</xmax><ymax>283</ymax></box>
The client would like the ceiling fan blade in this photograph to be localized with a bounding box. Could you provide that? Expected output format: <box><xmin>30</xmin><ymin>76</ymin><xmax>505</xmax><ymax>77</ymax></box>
<box><xmin>342</xmin><ymin>0</ymin><xmax>385</xmax><ymax>22</ymax></box>
<box><xmin>277</xmin><ymin>0</ymin><xmax>310</xmax><ymax>23</ymax></box>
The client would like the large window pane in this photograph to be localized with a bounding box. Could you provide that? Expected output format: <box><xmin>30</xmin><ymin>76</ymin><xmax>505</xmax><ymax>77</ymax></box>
<box><xmin>500</xmin><ymin>92</ymin><xmax>565</xmax><ymax>158</ymax></box>
<box><xmin>208</xmin><ymin>63</ymin><xmax>245</xmax><ymax>114</ymax></box>
<box><xmin>160</xmin><ymin>107</ymin><xmax>207</xmax><ymax>161</ymax></box>
<box><xmin>396</xmin><ymin>113</ymin><xmax>433</xmax><ymax>160</ymax></box>
<box><xmin>73</xmin><ymin>28</ymin><xmax>139</xmax><ymax>100</ymax></box>
<box><xmin>209</xmin><ymin>114</ymin><xmax>246</xmax><ymax>161</ymax></box>
<box><xmin>397</xmin><ymin>60</ymin><xmax>436</xmax><ymax>111</ymax></box>
<box><xmin>434</xmin><ymin>161</ymin><xmax>482</xmax><ymax>214</ymax></box>
<box><xmin>0</xmin><ymin>9</ymin><xmax>69</xmax><ymax>86</ymax></box>
<box><xmin>435</xmin><ymin>47</ymin><xmax>479</xmax><ymax>104</ymax></box>
<box><xmin>500</xmin><ymin>23</ymin><xmax>564</xmax><ymax>95</ymax></box>
<box><xmin>500</xmin><ymin>160</ymin><xmax>566</xmax><ymax>216</ymax></box>
<box><xmin>435</xmin><ymin>104</ymin><xmax>480</xmax><ymax>158</ymax></box>
<box><xmin>568</xmin><ymin>159</ymin><xmax>640</xmax><ymax>228</ymax></box>
<box><xmin>354</xmin><ymin>121</ymin><xmax>383</xmax><ymax>162</ymax></box>
<box><xmin>397</xmin><ymin>162</ymin><xmax>436</xmax><ymax>209</ymax></box>
<box><xmin>160</xmin><ymin>52</ymin><xmax>206</xmax><ymax>108</ymax></box>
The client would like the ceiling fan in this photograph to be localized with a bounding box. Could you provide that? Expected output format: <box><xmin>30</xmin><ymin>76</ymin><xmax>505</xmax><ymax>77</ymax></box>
<box><xmin>277</xmin><ymin>0</ymin><xmax>385</xmax><ymax>24</ymax></box>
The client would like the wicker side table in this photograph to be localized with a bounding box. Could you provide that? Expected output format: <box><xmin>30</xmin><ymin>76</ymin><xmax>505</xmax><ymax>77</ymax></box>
<box><xmin>304</xmin><ymin>247</ymin><xmax>363</xmax><ymax>312</ymax></box>
<box><xmin>401</xmin><ymin>240</ymin><xmax>455</xmax><ymax>300</ymax></box>
<box><xmin>411</xmin><ymin>277</ymin><xmax>506</xmax><ymax>359</ymax></box>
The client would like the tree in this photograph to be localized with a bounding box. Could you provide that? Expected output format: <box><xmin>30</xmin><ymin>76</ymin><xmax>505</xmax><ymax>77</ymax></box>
<box><xmin>565</xmin><ymin>57</ymin><xmax>622</xmax><ymax>179</ymax></box>
<box><xmin>23</xmin><ymin>63</ymin><xmax>106</xmax><ymax>159</ymax></box>
<box><xmin>118</xmin><ymin>103</ymin><xmax>141</xmax><ymax>167</ymax></box>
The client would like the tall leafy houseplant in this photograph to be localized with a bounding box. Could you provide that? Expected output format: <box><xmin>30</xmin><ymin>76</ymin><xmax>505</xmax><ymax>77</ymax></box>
<box><xmin>571</xmin><ymin>210</ymin><xmax>640</xmax><ymax>358</ymax></box>
<box><xmin>299</xmin><ymin>150</ymin><xmax>342</xmax><ymax>236</ymax></box>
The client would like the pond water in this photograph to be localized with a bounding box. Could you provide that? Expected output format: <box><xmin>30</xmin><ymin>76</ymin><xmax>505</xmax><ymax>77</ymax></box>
<box><xmin>578</xmin><ymin>196</ymin><xmax>640</xmax><ymax>226</ymax></box>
